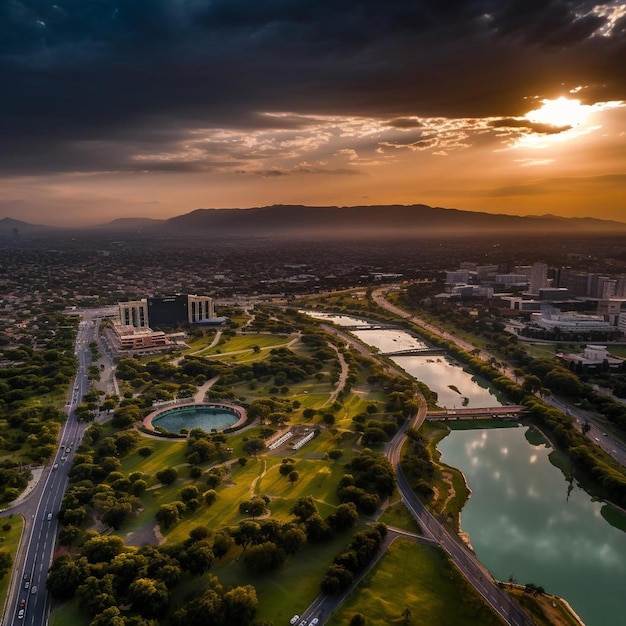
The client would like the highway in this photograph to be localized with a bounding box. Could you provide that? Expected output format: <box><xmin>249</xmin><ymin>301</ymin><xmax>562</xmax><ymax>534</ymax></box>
<box><xmin>3</xmin><ymin>312</ymin><xmax>100</xmax><ymax>626</ymax></box>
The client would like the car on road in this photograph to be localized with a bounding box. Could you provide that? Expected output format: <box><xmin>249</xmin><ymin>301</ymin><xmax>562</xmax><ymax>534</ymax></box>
<box><xmin>298</xmin><ymin>621</ymin><xmax>307</xmax><ymax>626</ymax></box>
<box><xmin>19</xmin><ymin>598</ymin><xmax>25</xmax><ymax>607</ymax></box>
<box><xmin>52</xmin><ymin>463</ymin><xmax>59</xmax><ymax>470</ymax></box>
<box><xmin>46</xmin><ymin>512</ymin><xmax>53</xmax><ymax>521</ymax></box>
<box><xmin>24</xmin><ymin>581</ymin><xmax>30</xmax><ymax>590</ymax></box>
<box><xmin>289</xmin><ymin>616</ymin><xmax>299</xmax><ymax>625</ymax></box>
<box><xmin>310</xmin><ymin>619</ymin><xmax>319</xmax><ymax>626</ymax></box>
<box><xmin>17</xmin><ymin>609</ymin><xmax>24</xmax><ymax>620</ymax></box>
<box><xmin>31</xmin><ymin>586</ymin><xmax>37</xmax><ymax>594</ymax></box>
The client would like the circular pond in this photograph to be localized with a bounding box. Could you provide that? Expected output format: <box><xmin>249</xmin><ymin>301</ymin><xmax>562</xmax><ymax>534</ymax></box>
<box><xmin>149</xmin><ymin>403</ymin><xmax>242</xmax><ymax>434</ymax></box>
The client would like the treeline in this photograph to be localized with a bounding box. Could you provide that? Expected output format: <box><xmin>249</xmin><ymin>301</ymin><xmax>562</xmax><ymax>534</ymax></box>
<box><xmin>338</xmin><ymin>449</ymin><xmax>395</xmax><ymax>515</ymax></box>
<box><xmin>47</xmin><ymin>532</ymin><xmax>258</xmax><ymax>626</ymax></box>
<box><xmin>401</xmin><ymin>428</ymin><xmax>437</xmax><ymax>500</ymax></box>
<box><xmin>0</xmin><ymin>312</ymin><xmax>77</xmax><ymax>498</ymax></box>
<box><xmin>320</xmin><ymin>523</ymin><xmax>388</xmax><ymax>594</ymax></box>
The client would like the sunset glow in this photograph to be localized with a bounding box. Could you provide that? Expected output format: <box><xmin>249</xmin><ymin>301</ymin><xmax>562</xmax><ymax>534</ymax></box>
<box><xmin>0</xmin><ymin>0</ymin><xmax>625</xmax><ymax>225</ymax></box>
<box><xmin>525</xmin><ymin>98</ymin><xmax>591</xmax><ymax>128</ymax></box>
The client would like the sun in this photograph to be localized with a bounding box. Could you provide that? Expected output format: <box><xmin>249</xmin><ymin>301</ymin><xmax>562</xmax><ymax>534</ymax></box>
<box><xmin>524</xmin><ymin>97</ymin><xmax>591</xmax><ymax>128</ymax></box>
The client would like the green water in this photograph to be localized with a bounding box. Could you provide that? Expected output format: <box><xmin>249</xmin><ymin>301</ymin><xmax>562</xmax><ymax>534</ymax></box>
<box><xmin>438</xmin><ymin>426</ymin><xmax>626</xmax><ymax>626</ymax></box>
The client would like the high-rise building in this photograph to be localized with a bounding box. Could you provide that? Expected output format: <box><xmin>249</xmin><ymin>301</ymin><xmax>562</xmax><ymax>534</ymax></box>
<box><xmin>119</xmin><ymin>294</ymin><xmax>222</xmax><ymax>329</ymax></box>
<box><xmin>118</xmin><ymin>299</ymin><xmax>149</xmax><ymax>328</ymax></box>
<box><xmin>529</xmin><ymin>262</ymin><xmax>548</xmax><ymax>295</ymax></box>
<box><xmin>188</xmin><ymin>294</ymin><xmax>215</xmax><ymax>323</ymax></box>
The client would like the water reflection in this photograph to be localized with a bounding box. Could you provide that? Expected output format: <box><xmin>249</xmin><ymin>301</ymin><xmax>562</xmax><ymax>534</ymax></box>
<box><xmin>439</xmin><ymin>427</ymin><xmax>626</xmax><ymax>626</ymax></box>
<box><xmin>303</xmin><ymin>310</ymin><xmax>503</xmax><ymax>408</ymax></box>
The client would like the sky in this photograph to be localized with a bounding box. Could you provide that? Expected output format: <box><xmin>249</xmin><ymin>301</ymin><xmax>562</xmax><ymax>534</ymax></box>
<box><xmin>1</xmin><ymin>0</ymin><xmax>625</xmax><ymax>227</ymax></box>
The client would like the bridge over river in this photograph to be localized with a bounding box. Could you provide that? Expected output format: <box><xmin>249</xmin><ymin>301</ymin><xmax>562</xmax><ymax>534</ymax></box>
<box><xmin>426</xmin><ymin>405</ymin><xmax>526</xmax><ymax>420</ymax></box>
<box><xmin>341</xmin><ymin>323</ymin><xmax>401</xmax><ymax>330</ymax></box>
<box><xmin>382</xmin><ymin>347</ymin><xmax>446</xmax><ymax>357</ymax></box>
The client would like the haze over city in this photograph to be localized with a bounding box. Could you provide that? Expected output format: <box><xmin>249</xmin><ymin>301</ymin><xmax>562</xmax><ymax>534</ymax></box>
<box><xmin>1</xmin><ymin>0</ymin><xmax>625</xmax><ymax>227</ymax></box>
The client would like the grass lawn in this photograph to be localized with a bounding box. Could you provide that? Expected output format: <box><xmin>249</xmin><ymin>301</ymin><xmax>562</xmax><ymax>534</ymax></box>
<box><xmin>0</xmin><ymin>515</ymin><xmax>24</xmax><ymax>610</ymax></box>
<box><xmin>49</xmin><ymin>599</ymin><xmax>88</xmax><ymax>626</ymax></box>
<box><xmin>202</xmin><ymin>334</ymin><xmax>295</xmax><ymax>357</ymax></box>
<box><xmin>510</xmin><ymin>587</ymin><xmax>583</xmax><ymax>626</ymax></box>
<box><xmin>421</xmin><ymin>423</ymin><xmax>470</xmax><ymax>529</ymax></box>
<box><xmin>197</xmin><ymin>526</ymin><xmax>365</xmax><ymax>625</ymax></box>
<box><xmin>326</xmin><ymin>539</ymin><xmax>506</xmax><ymax>626</ymax></box>
<box><xmin>378</xmin><ymin>499</ymin><xmax>422</xmax><ymax>534</ymax></box>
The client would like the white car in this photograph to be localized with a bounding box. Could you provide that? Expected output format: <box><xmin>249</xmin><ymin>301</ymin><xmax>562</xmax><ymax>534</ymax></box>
<box><xmin>310</xmin><ymin>620</ymin><xmax>319</xmax><ymax>626</ymax></box>
<box><xmin>289</xmin><ymin>616</ymin><xmax>300</xmax><ymax>625</ymax></box>
<box><xmin>17</xmin><ymin>609</ymin><xmax>24</xmax><ymax>620</ymax></box>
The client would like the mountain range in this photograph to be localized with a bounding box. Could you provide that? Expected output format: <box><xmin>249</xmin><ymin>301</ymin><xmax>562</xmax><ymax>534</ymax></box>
<box><xmin>2</xmin><ymin>205</ymin><xmax>625</xmax><ymax>239</ymax></box>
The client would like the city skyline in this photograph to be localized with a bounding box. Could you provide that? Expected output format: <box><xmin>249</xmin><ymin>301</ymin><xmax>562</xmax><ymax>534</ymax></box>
<box><xmin>1</xmin><ymin>0</ymin><xmax>625</xmax><ymax>226</ymax></box>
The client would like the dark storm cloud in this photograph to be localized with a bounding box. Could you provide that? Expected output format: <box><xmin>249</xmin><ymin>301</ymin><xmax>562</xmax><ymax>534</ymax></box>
<box><xmin>1</xmin><ymin>0</ymin><xmax>624</xmax><ymax>175</ymax></box>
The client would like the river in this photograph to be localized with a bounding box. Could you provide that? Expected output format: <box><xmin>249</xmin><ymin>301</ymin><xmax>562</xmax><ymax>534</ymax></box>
<box><xmin>438</xmin><ymin>427</ymin><xmax>626</xmax><ymax>626</ymax></box>
<box><xmin>305</xmin><ymin>310</ymin><xmax>626</xmax><ymax>625</ymax></box>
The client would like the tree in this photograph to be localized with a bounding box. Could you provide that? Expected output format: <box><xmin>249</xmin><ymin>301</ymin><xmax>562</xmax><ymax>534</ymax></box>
<box><xmin>88</xmin><ymin>606</ymin><xmax>125</xmax><ymax>626</ymax></box>
<box><xmin>128</xmin><ymin>577</ymin><xmax>170</xmax><ymax>618</ymax></box>
<box><xmin>222</xmin><ymin>585</ymin><xmax>258</xmax><ymax>625</ymax></box>
<box><xmin>183</xmin><ymin>540</ymin><xmax>215</xmax><ymax>575</ymax></box>
<box><xmin>280</xmin><ymin>525</ymin><xmax>307</xmax><ymax>556</ymax></box>
<box><xmin>230</xmin><ymin>520</ymin><xmax>261</xmax><ymax>552</ymax></box>
<box><xmin>82</xmin><ymin>535</ymin><xmax>126</xmax><ymax>564</ymax></box>
<box><xmin>279</xmin><ymin>461</ymin><xmax>296</xmax><ymax>477</ymax></box>
<box><xmin>243</xmin><ymin>541</ymin><xmax>286</xmax><ymax>573</ymax></box>
<box><xmin>47</xmin><ymin>555</ymin><xmax>84</xmax><ymax>600</ymax></box>
<box><xmin>522</xmin><ymin>374</ymin><xmax>542</xmax><ymax>394</ymax></box>
<box><xmin>0</xmin><ymin>549</ymin><xmax>12</xmax><ymax>579</ymax></box>
<box><xmin>350</xmin><ymin>614</ymin><xmax>366</xmax><ymax>626</ymax></box>
<box><xmin>156</xmin><ymin>502</ymin><xmax>186</xmax><ymax>530</ymax></box>
<box><xmin>239</xmin><ymin>497</ymin><xmax>267</xmax><ymax>519</ymax></box>
<box><xmin>212</xmin><ymin>531</ymin><xmax>234</xmax><ymax>558</ymax></box>
<box><xmin>327</xmin><ymin>502</ymin><xmax>359</xmax><ymax>531</ymax></box>
<box><xmin>290</xmin><ymin>496</ymin><xmax>318</xmax><ymax>521</ymax></box>
<box><xmin>156</xmin><ymin>467</ymin><xmax>178</xmax><ymax>486</ymax></box>
<box><xmin>288</xmin><ymin>470</ymin><xmax>299</xmax><ymax>484</ymax></box>
<box><xmin>242</xmin><ymin>438</ymin><xmax>265</xmax><ymax>456</ymax></box>
<box><xmin>180</xmin><ymin>485</ymin><xmax>201</xmax><ymax>503</ymax></box>
<box><xmin>76</xmin><ymin>574</ymin><xmax>117</xmax><ymax>616</ymax></box>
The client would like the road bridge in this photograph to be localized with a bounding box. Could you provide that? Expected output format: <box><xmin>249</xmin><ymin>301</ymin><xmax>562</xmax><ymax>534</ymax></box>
<box><xmin>382</xmin><ymin>347</ymin><xmax>446</xmax><ymax>356</ymax></box>
<box><xmin>341</xmin><ymin>323</ymin><xmax>401</xmax><ymax>330</ymax></box>
<box><xmin>427</xmin><ymin>405</ymin><xmax>526</xmax><ymax>420</ymax></box>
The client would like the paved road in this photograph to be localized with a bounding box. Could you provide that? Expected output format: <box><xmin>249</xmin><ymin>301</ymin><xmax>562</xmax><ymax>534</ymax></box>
<box><xmin>3</xmin><ymin>311</ymin><xmax>106</xmax><ymax>626</ymax></box>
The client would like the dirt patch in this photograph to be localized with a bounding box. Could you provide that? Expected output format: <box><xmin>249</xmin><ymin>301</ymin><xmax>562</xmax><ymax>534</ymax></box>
<box><xmin>125</xmin><ymin>524</ymin><xmax>164</xmax><ymax>547</ymax></box>
<box><xmin>440</xmin><ymin>471</ymin><xmax>456</xmax><ymax>511</ymax></box>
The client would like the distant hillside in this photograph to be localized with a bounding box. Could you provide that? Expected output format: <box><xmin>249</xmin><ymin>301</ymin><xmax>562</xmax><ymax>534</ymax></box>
<box><xmin>5</xmin><ymin>205</ymin><xmax>626</xmax><ymax>239</ymax></box>
<box><xmin>0</xmin><ymin>216</ymin><xmax>57</xmax><ymax>236</ymax></box>
<box><xmin>158</xmin><ymin>204</ymin><xmax>626</xmax><ymax>238</ymax></box>
<box><xmin>93</xmin><ymin>217</ymin><xmax>166</xmax><ymax>232</ymax></box>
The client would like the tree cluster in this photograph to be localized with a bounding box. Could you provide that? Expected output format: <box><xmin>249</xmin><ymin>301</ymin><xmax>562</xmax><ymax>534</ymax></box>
<box><xmin>320</xmin><ymin>523</ymin><xmax>388</xmax><ymax>594</ymax></box>
<box><xmin>337</xmin><ymin>450</ymin><xmax>395</xmax><ymax>515</ymax></box>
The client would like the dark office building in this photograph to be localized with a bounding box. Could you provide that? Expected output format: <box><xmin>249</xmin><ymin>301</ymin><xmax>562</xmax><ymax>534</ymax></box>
<box><xmin>147</xmin><ymin>295</ymin><xmax>189</xmax><ymax>328</ymax></box>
